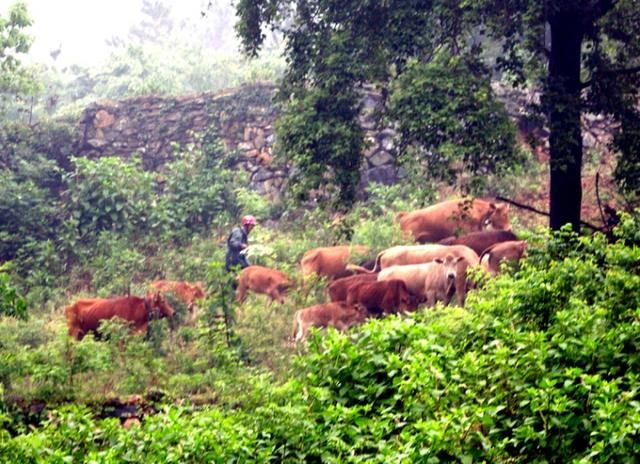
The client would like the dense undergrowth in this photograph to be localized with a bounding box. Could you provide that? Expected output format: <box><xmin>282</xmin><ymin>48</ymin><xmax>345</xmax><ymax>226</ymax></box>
<box><xmin>1</xmin><ymin>209</ymin><xmax>639</xmax><ymax>462</ymax></box>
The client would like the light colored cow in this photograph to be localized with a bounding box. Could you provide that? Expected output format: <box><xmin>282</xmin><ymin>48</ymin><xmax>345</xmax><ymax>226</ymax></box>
<box><xmin>378</xmin><ymin>254</ymin><xmax>467</xmax><ymax>307</ymax></box>
<box><xmin>480</xmin><ymin>240</ymin><xmax>528</xmax><ymax>276</ymax></box>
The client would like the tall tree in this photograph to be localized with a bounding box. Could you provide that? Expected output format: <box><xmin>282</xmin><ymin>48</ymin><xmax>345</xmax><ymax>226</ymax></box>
<box><xmin>235</xmin><ymin>0</ymin><xmax>640</xmax><ymax>230</ymax></box>
<box><xmin>0</xmin><ymin>1</ymin><xmax>35</xmax><ymax>117</ymax></box>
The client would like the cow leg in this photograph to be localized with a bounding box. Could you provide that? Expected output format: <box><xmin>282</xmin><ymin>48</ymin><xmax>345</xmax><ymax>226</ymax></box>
<box><xmin>425</xmin><ymin>291</ymin><xmax>436</xmax><ymax>308</ymax></box>
<box><xmin>267</xmin><ymin>287</ymin><xmax>283</xmax><ymax>305</ymax></box>
<box><xmin>236</xmin><ymin>283</ymin><xmax>247</xmax><ymax>304</ymax></box>
<box><xmin>454</xmin><ymin>275</ymin><xmax>467</xmax><ymax>307</ymax></box>
<box><xmin>134</xmin><ymin>322</ymin><xmax>148</xmax><ymax>335</ymax></box>
<box><xmin>188</xmin><ymin>304</ymin><xmax>198</xmax><ymax>324</ymax></box>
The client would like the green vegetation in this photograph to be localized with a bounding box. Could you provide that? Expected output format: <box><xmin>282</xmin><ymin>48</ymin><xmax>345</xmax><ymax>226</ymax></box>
<box><xmin>1</xmin><ymin>1</ymin><xmax>639</xmax><ymax>462</ymax></box>
<box><xmin>0</xmin><ymin>212</ymin><xmax>639</xmax><ymax>462</ymax></box>
<box><xmin>235</xmin><ymin>0</ymin><xmax>640</xmax><ymax>228</ymax></box>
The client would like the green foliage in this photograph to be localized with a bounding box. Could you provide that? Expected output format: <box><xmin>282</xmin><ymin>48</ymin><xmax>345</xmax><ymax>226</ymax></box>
<box><xmin>153</xmin><ymin>137</ymin><xmax>238</xmax><ymax>241</ymax></box>
<box><xmin>389</xmin><ymin>55</ymin><xmax>522</xmax><ymax>194</ymax></box>
<box><xmin>2</xmin><ymin>213</ymin><xmax>640</xmax><ymax>462</ymax></box>
<box><xmin>90</xmin><ymin>232</ymin><xmax>146</xmax><ymax>296</ymax></box>
<box><xmin>0</xmin><ymin>263</ymin><xmax>27</xmax><ymax>319</ymax></box>
<box><xmin>0</xmin><ymin>120</ymin><xmax>72</xmax><ymax>263</ymax></box>
<box><xmin>64</xmin><ymin>156</ymin><xmax>156</xmax><ymax>241</ymax></box>
<box><xmin>236</xmin><ymin>0</ymin><xmax>640</xmax><ymax>229</ymax></box>
<box><xmin>276</xmin><ymin>80</ymin><xmax>364</xmax><ymax>208</ymax></box>
<box><xmin>0</xmin><ymin>2</ymin><xmax>36</xmax><ymax>115</ymax></box>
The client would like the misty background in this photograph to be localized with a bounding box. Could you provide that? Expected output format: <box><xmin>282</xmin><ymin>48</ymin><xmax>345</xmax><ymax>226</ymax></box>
<box><xmin>1</xmin><ymin>0</ymin><xmax>284</xmax><ymax>121</ymax></box>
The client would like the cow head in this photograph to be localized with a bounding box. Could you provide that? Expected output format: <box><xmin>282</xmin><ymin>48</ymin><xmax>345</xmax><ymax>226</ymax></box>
<box><xmin>148</xmin><ymin>292</ymin><xmax>176</xmax><ymax>319</ymax></box>
<box><xmin>435</xmin><ymin>255</ymin><xmax>464</xmax><ymax>295</ymax></box>
<box><xmin>394</xmin><ymin>280</ymin><xmax>414</xmax><ymax>312</ymax></box>
<box><xmin>483</xmin><ymin>202</ymin><xmax>511</xmax><ymax>230</ymax></box>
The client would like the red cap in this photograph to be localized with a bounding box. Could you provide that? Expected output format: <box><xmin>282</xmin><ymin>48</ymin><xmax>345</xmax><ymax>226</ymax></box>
<box><xmin>242</xmin><ymin>215</ymin><xmax>257</xmax><ymax>226</ymax></box>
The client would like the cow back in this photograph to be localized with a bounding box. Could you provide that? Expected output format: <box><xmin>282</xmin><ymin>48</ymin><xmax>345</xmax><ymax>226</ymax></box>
<box><xmin>79</xmin><ymin>296</ymin><xmax>147</xmax><ymax>333</ymax></box>
<box><xmin>438</xmin><ymin>229</ymin><xmax>518</xmax><ymax>255</ymax></box>
<box><xmin>328</xmin><ymin>273</ymin><xmax>378</xmax><ymax>302</ymax></box>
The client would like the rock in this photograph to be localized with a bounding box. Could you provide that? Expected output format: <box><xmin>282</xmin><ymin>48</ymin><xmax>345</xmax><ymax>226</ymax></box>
<box><xmin>87</xmin><ymin>138</ymin><xmax>108</xmax><ymax>148</ymax></box>
<box><xmin>364</xmin><ymin>165</ymin><xmax>397</xmax><ymax>185</ymax></box>
<box><xmin>253</xmin><ymin>167</ymin><xmax>274</xmax><ymax>182</ymax></box>
<box><xmin>368</xmin><ymin>150</ymin><xmax>394</xmax><ymax>167</ymax></box>
<box><xmin>254</xmin><ymin>130</ymin><xmax>265</xmax><ymax>149</ymax></box>
<box><xmin>380</xmin><ymin>134</ymin><xmax>395</xmax><ymax>151</ymax></box>
<box><xmin>583</xmin><ymin>132</ymin><xmax>597</xmax><ymax>148</ymax></box>
<box><xmin>237</xmin><ymin>142</ymin><xmax>254</xmax><ymax>151</ymax></box>
<box><xmin>94</xmin><ymin>110</ymin><xmax>115</xmax><ymax>129</ymax></box>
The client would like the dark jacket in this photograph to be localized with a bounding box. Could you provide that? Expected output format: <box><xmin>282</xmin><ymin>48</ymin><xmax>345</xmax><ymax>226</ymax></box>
<box><xmin>225</xmin><ymin>226</ymin><xmax>250</xmax><ymax>270</ymax></box>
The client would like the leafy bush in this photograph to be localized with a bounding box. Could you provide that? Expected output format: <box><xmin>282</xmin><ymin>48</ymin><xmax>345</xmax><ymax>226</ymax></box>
<box><xmin>389</xmin><ymin>55</ymin><xmax>525</xmax><ymax>195</ymax></box>
<box><xmin>0</xmin><ymin>263</ymin><xmax>27</xmax><ymax>319</ymax></box>
<box><xmin>64</xmin><ymin>156</ymin><xmax>156</xmax><ymax>242</ymax></box>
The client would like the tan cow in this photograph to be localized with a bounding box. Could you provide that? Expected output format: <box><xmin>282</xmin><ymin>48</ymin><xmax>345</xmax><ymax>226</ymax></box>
<box><xmin>397</xmin><ymin>198</ymin><xmax>511</xmax><ymax>243</ymax></box>
<box><xmin>301</xmin><ymin>245</ymin><xmax>369</xmax><ymax>281</ymax></box>
<box><xmin>347</xmin><ymin>244</ymin><xmax>479</xmax><ymax>274</ymax></box>
<box><xmin>291</xmin><ymin>302</ymin><xmax>369</xmax><ymax>344</ymax></box>
<box><xmin>377</xmin><ymin>254</ymin><xmax>470</xmax><ymax>307</ymax></box>
<box><xmin>480</xmin><ymin>240</ymin><xmax>528</xmax><ymax>276</ymax></box>
<box><xmin>148</xmin><ymin>280</ymin><xmax>205</xmax><ymax>323</ymax></box>
<box><xmin>236</xmin><ymin>265</ymin><xmax>293</xmax><ymax>305</ymax></box>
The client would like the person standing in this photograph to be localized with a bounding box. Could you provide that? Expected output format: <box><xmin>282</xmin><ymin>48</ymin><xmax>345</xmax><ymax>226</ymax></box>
<box><xmin>225</xmin><ymin>215</ymin><xmax>256</xmax><ymax>271</ymax></box>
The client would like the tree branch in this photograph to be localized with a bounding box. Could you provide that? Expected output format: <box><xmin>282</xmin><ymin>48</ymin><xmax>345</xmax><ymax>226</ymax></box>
<box><xmin>590</xmin><ymin>0</ymin><xmax>618</xmax><ymax>21</ymax></box>
<box><xmin>495</xmin><ymin>196</ymin><xmax>604</xmax><ymax>232</ymax></box>
<box><xmin>581</xmin><ymin>64</ymin><xmax>640</xmax><ymax>89</ymax></box>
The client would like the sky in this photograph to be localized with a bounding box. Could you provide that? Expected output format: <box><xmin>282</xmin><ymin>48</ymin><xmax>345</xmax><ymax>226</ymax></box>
<box><xmin>0</xmin><ymin>0</ymin><xmax>234</xmax><ymax>67</ymax></box>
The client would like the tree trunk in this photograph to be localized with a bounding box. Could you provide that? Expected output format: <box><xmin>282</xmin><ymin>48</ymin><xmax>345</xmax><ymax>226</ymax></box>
<box><xmin>547</xmin><ymin>13</ymin><xmax>584</xmax><ymax>232</ymax></box>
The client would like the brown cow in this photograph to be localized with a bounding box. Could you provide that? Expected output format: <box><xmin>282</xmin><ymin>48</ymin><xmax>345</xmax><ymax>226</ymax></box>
<box><xmin>66</xmin><ymin>293</ymin><xmax>176</xmax><ymax>340</ymax></box>
<box><xmin>291</xmin><ymin>302</ymin><xmax>369</xmax><ymax>344</ymax></box>
<box><xmin>437</xmin><ymin>229</ymin><xmax>518</xmax><ymax>255</ymax></box>
<box><xmin>378</xmin><ymin>254</ymin><xmax>469</xmax><ymax>307</ymax></box>
<box><xmin>347</xmin><ymin>244</ymin><xmax>479</xmax><ymax>274</ymax></box>
<box><xmin>345</xmin><ymin>279</ymin><xmax>415</xmax><ymax>315</ymax></box>
<box><xmin>236</xmin><ymin>265</ymin><xmax>293</xmax><ymax>305</ymax></box>
<box><xmin>65</xmin><ymin>298</ymin><xmax>107</xmax><ymax>339</ymax></box>
<box><xmin>327</xmin><ymin>273</ymin><xmax>378</xmax><ymax>302</ymax></box>
<box><xmin>148</xmin><ymin>280</ymin><xmax>205</xmax><ymax>323</ymax></box>
<box><xmin>480</xmin><ymin>240</ymin><xmax>528</xmax><ymax>276</ymax></box>
<box><xmin>397</xmin><ymin>198</ymin><xmax>511</xmax><ymax>243</ymax></box>
<box><xmin>301</xmin><ymin>245</ymin><xmax>369</xmax><ymax>281</ymax></box>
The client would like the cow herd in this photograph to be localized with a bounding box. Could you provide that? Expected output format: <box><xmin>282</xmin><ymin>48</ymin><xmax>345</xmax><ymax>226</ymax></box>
<box><xmin>63</xmin><ymin>197</ymin><xmax>527</xmax><ymax>345</ymax></box>
<box><xmin>290</xmin><ymin>197</ymin><xmax>527</xmax><ymax>343</ymax></box>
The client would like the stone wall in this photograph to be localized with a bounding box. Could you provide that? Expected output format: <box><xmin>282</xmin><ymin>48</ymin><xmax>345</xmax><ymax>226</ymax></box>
<box><xmin>76</xmin><ymin>82</ymin><xmax>400</xmax><ymax>200</ymax></box>
<box><xmin>76</xmin><ymin>81</ymin><xmax>616</xmax><ymax>201</ymax></box>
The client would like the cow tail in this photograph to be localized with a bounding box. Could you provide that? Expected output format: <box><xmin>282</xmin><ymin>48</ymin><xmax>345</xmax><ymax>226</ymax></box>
<box><xmin>395</xmin><ymin>211</ymin><xmax>408</xmax><ymax>222</ymax></box>
<box><xmin>479</xmin><ymin>248</ymin><xmax>492</xmax><ymax>273</ymax></box>
<box><xmin>345</xmin><ymin>251</ymin><xmax>384</xmax><ymax>274</ymax></box>
<box><xmin>346</xmin><ymin>250</ymin><xmax>383</xmax><ymax>274</ymax></box>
